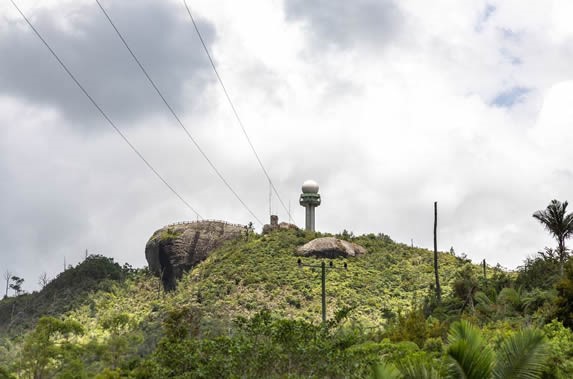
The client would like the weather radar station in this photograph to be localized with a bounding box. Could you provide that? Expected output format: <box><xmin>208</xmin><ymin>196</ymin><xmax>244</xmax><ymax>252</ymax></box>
<box><xmin>300</xmin><ymin>180</ymin><xmax>321</xmax><ymax>232</ymax></box>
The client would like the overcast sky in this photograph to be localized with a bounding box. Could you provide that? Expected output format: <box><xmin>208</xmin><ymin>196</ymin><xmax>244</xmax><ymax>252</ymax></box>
<box><xmin>1</xmin><ymin>0</ymin><xmax>572</xmax><ymax>292</ymax></box>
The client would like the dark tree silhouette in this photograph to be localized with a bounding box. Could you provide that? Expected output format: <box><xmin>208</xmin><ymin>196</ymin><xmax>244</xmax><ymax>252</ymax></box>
<box><xmin>38</xmin><ymin>272</ymin><xmax>49</xmax><ymax>289</ymax></box>
<box><xmin>9</xmin><ymin>276</ymin><xmax>24</xmax><ymax>296</ymax></box>
<box><xmin>533</xmin><ymin>199</ymin><xmax>573</xmax><ymax>276</ymax></box>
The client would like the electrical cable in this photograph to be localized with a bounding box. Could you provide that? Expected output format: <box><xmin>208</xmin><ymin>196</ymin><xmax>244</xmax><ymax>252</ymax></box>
<box><xmin>9</xmin><ymin>0</ymin><xmax>203</xmax><ymax>219</ymax></box>
<box><xmin>95</xmin><ymin>0</ymin><xmax>264</xmax><ymax>226</ymax></box>
<box><xmin>183</xmin><ymin>0</ymin><xmax>296</xmax><ymax>224</ymax></box>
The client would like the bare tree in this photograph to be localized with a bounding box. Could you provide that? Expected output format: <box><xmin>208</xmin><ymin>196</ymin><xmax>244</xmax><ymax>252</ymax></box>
<box><xmin>3</xmin><ymin>270</ymin><xmax>11</xmax><ymax>298</ymax></box>
<box><xmin>38</xmin><ymin>272</ymin><xmax>49</xmax><ymax>289</ymax></box>
<box><xmin>434</xmin><ymin>201</ymin><xmax>441</xmax><ymax>303</ymax></box>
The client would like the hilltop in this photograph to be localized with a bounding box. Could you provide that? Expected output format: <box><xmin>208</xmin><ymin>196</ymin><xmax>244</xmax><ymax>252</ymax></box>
<box><xmin>1</xmin><ymin>228</ymin><xmax>572</xmax><ymax>378</ymax></box>
<box><xmin>1</xmin><ymin>229</ymin><xmax>470</xmax><ymax>337</ymax></box>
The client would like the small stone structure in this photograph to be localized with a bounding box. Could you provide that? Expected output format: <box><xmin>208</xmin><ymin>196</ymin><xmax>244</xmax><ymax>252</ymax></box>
<box><xmin>295</xmin><ymin>237</ymin><xmax>367</xmax><ymax>258</ymax></box>
<box><xmin>145</xmin><ymin>220</ymin><xmax>245</xmax><ymax>291</ymax></box>
<box><xmin>262</xmin><ymin>215</ymin><xmax>298</xmax><ymax>234</ymax></box>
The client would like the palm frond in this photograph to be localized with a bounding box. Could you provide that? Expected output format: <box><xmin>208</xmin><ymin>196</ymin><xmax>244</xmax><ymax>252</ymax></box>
<box><xmin>372</xmin><ymin>362</ymin><xmax>402</xmax><ymax>379</ymax></box>
<box><xmin>493</xmin><ymin>328</ymin><xmax>549</xmax><ymax>379</ymax></box>
<box><xmin>397</xmin><ymin>356</ymin><xmax>442</xmax><ymax>379</ymax></box>
<box><xmin>474</xmin><ymin>291</ymin><xmax>494</xmax><ymax>316</ymax></box>
<box><xmin>497</xmin><ymin>288</ymin><xmax>521</xmax><ymax>313</ymax></box>
<box><xmin>447</xmin><ymin>320</ymin><xmax>494</xmax><ymax>379</ymax></box>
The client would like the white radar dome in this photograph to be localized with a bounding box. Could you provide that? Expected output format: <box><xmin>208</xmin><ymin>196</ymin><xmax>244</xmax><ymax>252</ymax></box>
<box><xmin>302</xmin><ymin>180</ymin><xmax>319</xmax><ymax>194</ymax></box>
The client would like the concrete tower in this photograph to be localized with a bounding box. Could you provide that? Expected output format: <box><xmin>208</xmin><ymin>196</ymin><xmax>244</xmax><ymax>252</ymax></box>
<box><xmin>300</xmin><ymin>180</ymin><xmax>321</xmax><ymax>231</ymax></box>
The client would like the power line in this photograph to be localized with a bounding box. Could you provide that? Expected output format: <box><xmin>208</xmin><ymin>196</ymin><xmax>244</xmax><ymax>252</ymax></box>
<box><xmin>183</xmin><ymin>0</ymin><xmax>296</xmax><ymax>224</ymax></box>
<box><xmin>9</xmin><ymin>0</ymin><xmax>203</xmax><ymax>219</ymax></box>
<box><xmin>95</xmin><ymin>0</ymin><xmax>264</xmax><ymax>226</ymax></box>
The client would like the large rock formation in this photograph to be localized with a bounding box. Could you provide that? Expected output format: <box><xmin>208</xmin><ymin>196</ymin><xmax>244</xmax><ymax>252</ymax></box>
<box><xmin>295</xmin><ymin>237</ymin><xmax>367</xmax><ymax>258</ymax></box>
<box><xmin>145</xmin><ymin>220</ymin><xmax>245</xmax><ymax>291</ymax></box>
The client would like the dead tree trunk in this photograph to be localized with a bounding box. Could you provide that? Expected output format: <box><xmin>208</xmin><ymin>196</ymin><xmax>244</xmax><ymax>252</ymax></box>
<box><xmin>434</xmin><ymin>201</ymin><xmax>441</xmax><ymax>303</ymax></box>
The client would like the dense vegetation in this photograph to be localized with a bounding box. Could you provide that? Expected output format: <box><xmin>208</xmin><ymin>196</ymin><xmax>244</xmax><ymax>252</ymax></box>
<box><xmin>2</xmin><ymin>200</ymin><xmax>573</xmax><ymax>378</ymax></box>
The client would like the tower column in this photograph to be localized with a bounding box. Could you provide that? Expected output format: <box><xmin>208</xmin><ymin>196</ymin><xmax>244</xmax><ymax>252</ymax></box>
<box><xmin>305</xmin><ymin>206</ymin><xmax>316</xmax><ymax>232</ymax></box>
<box><xmin>300</xmin><ymin>180</ymin><xmax>321</xmax><ymax>232</ymax></box>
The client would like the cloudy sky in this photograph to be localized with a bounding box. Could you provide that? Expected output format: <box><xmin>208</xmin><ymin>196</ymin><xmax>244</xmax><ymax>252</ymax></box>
<box><xmin>1</xmin><ymin>0</ymin><xmax>572</xmax><ymax>292</ymax></box>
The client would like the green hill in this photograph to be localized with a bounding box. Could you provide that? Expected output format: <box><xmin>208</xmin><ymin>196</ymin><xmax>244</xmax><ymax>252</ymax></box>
<box><xmin>1</xmin><ymin>228</ymin><xmax>572</xmax><ymax>378</ymax></box>
<box><xmin>169</xmin><ymin>229</ymin><xmax>467</xmax><ymax>325</ymax></box>
<box><xmin>2</xmin><ymin>229</ymin><xmax>468</xmax><ymax>337</ymax></box>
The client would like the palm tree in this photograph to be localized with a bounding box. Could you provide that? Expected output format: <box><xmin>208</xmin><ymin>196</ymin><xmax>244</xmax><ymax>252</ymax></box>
<box><xmin>533</xmin><ymin>199</ymin><xmax>573</xmax><ymax>276</ymax></box>
<box><xmin>447</xmin><ymin>321</ymin><xmax>548</xmax><ymax>379</ymax></box>
<box><xmin>373</xmin><ymin>321</ymin><xmax>549</xmax><ymax>379</ymax></box>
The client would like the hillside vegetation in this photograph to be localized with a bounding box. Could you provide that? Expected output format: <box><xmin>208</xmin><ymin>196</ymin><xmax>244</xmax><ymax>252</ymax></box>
<box><xmin>1</xmin><ymin>228</ymin><xmax>573</xmax><ymax>378</ymax></box>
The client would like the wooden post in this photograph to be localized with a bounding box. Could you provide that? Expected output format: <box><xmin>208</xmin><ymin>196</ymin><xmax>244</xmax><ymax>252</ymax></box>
<box><xmin>321</xmin><ymin>261</ymin><xmax>326</xmax><ymax>324</ymax></box>
<box><xmin>434</xmin><ymin>202</ymin><xmax>441</xmax><ymax>303</ymax></box>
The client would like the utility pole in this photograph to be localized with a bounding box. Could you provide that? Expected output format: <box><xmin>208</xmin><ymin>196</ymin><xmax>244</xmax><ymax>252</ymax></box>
<box><xmin>269</xmin><ymin>178</ymin><xmax>272</xmax><ymax>218</ymax></box>
<box><xmin>483</xmin><ymin>259</ymin><xmax>487</xmax><ymax>280</ymax></box>
<box><xmin>297</xmin><ymin>258</ymin><xmax>347</xmax><ymax>324</ymax></box>
<box><xmin>434</xmin><ymin>201</ymin><xmax>441</xmax><ymax>303</ymax></box>
<box><xmin>321</xmin><ymin>261</ymin><xmax>326</xmax><ymax>323</ymax></box>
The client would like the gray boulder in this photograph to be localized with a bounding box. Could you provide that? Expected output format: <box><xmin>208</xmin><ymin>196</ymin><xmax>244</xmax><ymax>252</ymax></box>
<box><xmin>145</xmin><ymin>220</ymin><xmax>245</xmax><ymax>290</ymax></box>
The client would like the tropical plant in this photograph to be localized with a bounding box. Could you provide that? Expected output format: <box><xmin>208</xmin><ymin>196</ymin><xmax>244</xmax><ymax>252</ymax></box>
<box><xmin>554</xmin><ymin>260</ymin><xmax>573</xmax><ymax>328</ymax></box>
<box><xmin>374</xmin><ymin>320</ymin><xmax>549</xmax><ymax>379</ymax></box>
<box><xmin>533</xmin><ymin>200</ymin><xmax>573</xmax><ymax>275</ymax></box>
<box><xmin>19</xmin><ymin>316</ymin><xmax>85</xmax><ymax>378</ymax></box>
<box><xmin>516</xmin><ymin>249</ymin><xmax>560</xmax><ymax>291</ymax></box>
<box><xmin>449</xmin><ymin>320</ymin><xmax>548</xmax><ymax>379</ymax></box>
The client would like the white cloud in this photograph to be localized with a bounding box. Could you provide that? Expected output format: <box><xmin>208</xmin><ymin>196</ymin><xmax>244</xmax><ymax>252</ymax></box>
<box><xmin>1</xmin><ymin>0</ymin><xmax>572</xmax><ymax>291</ymax></box>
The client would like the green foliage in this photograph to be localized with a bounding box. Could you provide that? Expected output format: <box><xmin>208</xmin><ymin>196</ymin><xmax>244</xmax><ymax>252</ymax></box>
<box><xmin>149</xmin><ymin>309</ymin><xmax>417</xmax><ymax>378</ymax></box>
<box><xmin>159</xmin><ymin>227</ymin><xmax>181</xmax><ymax>241</ymax></box>
<box><xmin>447</xmin><ymin>320</ymin><xmax>548</xmax><ymax>379</ymax></box>
<box><xmin>447</xmin><ymin>320</ymin><xmax>494</xmax><ymax>379</ymax></box>
<box><xmin>8</xmin><ymin>276</ymin><xmax>24</xmax><ymax>296</ymax></box>
<box><xmin>385</xmin><ymin>307</ymin><xmax>447</xmax><ymax>348</ymax></box>
<box><xmin>45</xmin><ymin>255</ymin><xmax>125</xmax><ymax>293</ymax></box>
<box><xmin>516</xmin><ymin>251</ymin><xmax>560</xmax><ymax>291</ymax></box>
<box><xmin>554</xmin><ymin>261</ymin><xmax>573</xmax><ymax>328</ymax></box>
<box><xmin>372</xmin><ymin>362</ymin><xmax>402</xmax><ymax>379</ymax></box>
<box><xmin>375</xmin><ymin>321</ymin><xmax>549</xmax><ymax>379</ymax></box>
<box><xmin>0</xmin><ymin>255</ymin><xmax>127</xmax><ymax>336</ymax></box>
<box><xmin>452</xmin><ymin>264</ymin><xmax>479</xmax><ymax>305</ymax></box>
<box><xmin>532</xmin><ymin>199</ymin><xmax>573</xmax><ymax>275</ymax></box>
<box><xmin>542</xmin><ymin>319</ymin><xmax>573</xmax><ymax>378</ymax></box>
<box><xmin>0</xmin><ymin>228</ymin><xmax>565</xmax><ymax>377</ymax></box>
<box><xmin>493</xmin><ymin>327</ymin><xmax>548</xmax><ymax>379</ymax></box>
<box><xmin>19</xmin><ymin>316</ymin><xmax>85</xmax><ymax>378</ymax></box>
<box><xmin>0</xmin><ymin>368</ymin><xmax>14</xmax><ymax>379</ymax></box>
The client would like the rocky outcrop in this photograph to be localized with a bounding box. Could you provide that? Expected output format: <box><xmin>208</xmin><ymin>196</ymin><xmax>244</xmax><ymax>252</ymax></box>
<box><xmin>262</xmin><ymin>215</ymin><xmax>299</xmax><ymax>234</ymax></box>
<box><xmin>145</xmin><ymin>220</ymin><xmax>245</xmax><ymax>291</ymax></box>
<box><xmin>295</xmin><ymin>237</ymin><xmax>367</xmax><ymax>258</ymax></box>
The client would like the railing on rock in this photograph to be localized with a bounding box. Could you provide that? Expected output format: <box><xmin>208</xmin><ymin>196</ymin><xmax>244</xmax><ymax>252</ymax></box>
<box><xmin>165</xmin><ymin>219</ymin><xmax>247</xmax><ymax>229</ymax></box>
